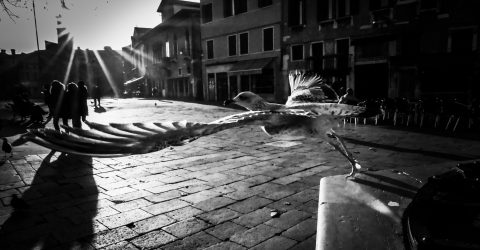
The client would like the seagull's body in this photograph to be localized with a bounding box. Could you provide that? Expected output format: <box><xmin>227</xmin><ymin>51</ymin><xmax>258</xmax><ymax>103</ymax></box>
<box><xmin>224</xmin><ymin>73</ymin><xmax>378</xmax><ymax>177</ymax></box>
<box><xmin>14</xmin><ymin>74</ymin><xmax>380</xmax><ymax>177</ymax></box>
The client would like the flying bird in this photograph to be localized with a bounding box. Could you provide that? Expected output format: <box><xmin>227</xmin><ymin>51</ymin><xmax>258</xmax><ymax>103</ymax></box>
<box><xmin>224</xmin><ymin>73</ymin><xmax>381</xmax><ymax>177</ymax></box>
<box><xmin>13</xmin><ymin>74</ymin><xmax>380</xmax><ymax>177</ymax></box>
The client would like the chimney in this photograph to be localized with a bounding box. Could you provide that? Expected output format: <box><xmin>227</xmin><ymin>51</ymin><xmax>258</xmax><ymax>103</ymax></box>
<box><xmin>11</xmin><ymin>49</ymin><xmax>16</xmax><ymax>55</ymax></box>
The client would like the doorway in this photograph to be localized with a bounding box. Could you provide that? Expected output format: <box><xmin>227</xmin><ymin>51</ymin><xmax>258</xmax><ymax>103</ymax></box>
<box><xmin>354</xmin><ymin>63</ymin><xmax>388</xmax><ymax>98</ymax></box>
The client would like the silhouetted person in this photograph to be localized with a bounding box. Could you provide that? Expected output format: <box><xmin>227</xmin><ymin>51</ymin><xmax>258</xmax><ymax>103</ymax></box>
<box><xmin>0</xmin><ymin>153</ymin><xmax>97</xmax><ymax>249</ymax></box>
<box><xmin>65</xmin><ymin>82</ymin><xmax>81</xmax><ymax>128</ymax></box>
<box><xmin>338</xmin><ymin>88</ymin><xmax>359</xmax><ymax>105</ymax></box>
<box><xmin>92</xmin><ymin>83</ymin><xmax>102</xmax><ymax>107</ymax></box>
<box><xmin>2</xmin><ymin>138</ymin><xmax>12</xmax><ymax>160</ymax></box>
<box><xmin>77</xmin><ymin>81</ymin><xmax>89</xmax><ymax>123</ymax></box>
<box><xmin>41</xmin><ymin>82</ymin><xmax>53</xmax><ymax>118</ymax></box>
<box><xmin>50</xmin><ymin>80</ymin><xmax>68</xmax><ymax>131</ymax></box>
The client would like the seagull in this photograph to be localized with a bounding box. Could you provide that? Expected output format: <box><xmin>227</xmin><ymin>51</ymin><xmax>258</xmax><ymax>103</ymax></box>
<box><xmin>2</xmin><ymin>138</ymin><xmax>12</xmax><ymax>159</ymax></box>
<box><xmin>223</xmin><ymin>73</ymin><xmax>381</xmax><ymax>177</ymax></box>
<box><xmin>13</xmin><ymin>74</ymin><xmax>380</xmax><ymax>177</ymax></box>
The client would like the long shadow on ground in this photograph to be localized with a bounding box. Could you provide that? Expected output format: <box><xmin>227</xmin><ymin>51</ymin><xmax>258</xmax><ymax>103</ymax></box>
<box><xmin>343</xmin><ymin>137</ymin><xmax>480</xmax><ymax>161</ymax></box>
<box><xmin>0</xmin><ymin>152</ymin><xmax>98</xmax><ymax>249</ymax></box>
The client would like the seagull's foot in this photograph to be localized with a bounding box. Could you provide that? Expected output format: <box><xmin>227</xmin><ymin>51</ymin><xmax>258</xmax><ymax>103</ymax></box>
<box><xmin>345</xmin><ymin>161</ymin><xmax>362</xmax><ymax>179</ymax></box>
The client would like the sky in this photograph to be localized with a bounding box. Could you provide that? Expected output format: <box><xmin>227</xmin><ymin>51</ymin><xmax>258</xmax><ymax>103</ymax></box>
<box><xmin>0</xmin><ymin>0</ymin><xmax>179</xmax><ymax>53</ymax></box>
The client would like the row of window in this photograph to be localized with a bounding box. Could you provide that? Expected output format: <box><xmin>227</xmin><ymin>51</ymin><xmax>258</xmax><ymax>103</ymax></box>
<box><xmin>291</xmin><ymin>38</ymin><xmax>350</xmax><ymax>61</ymax></box>
<box><xmin>287</xmin><ymin>0</ymin><xmax>448</xmax><ymax>26</ymax></box>
<box><xmin>290</xmin><ymin>28</ymin><xmax>476</xmax><ymax>62</ymax></box>
<box><xmin>206</xmin><ymin>27</ymin><xmax>274</xmax><ymax>59</ymax></box>
<box><xmin>202</xmin><ymin>0</ymin><xmax>273</xmax><ymax>23</ymax></box>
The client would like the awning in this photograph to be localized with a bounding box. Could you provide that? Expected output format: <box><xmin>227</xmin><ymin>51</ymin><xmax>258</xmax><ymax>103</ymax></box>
<box><xmin>229</xmin><ymin>58</ymin><xmax>273</xmax><ymax>75</ymax></box>
<box><xmin>124</xmin><ymin>76</ymin><xmax>145</xmax><ymax>86</ymax></box>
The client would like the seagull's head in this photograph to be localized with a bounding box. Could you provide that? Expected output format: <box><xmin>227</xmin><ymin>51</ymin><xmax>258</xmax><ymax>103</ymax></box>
<box><xmin>224</xmin><ymin>91</ymin><xmax>266</xmax><ymax>111</ymax></box>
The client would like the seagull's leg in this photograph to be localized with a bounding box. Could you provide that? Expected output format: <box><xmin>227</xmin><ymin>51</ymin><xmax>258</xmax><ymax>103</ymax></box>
<box><xmin>326</xmin><ymin>129</ymin><xmax>361</xmax><ymax>178</ymax></box>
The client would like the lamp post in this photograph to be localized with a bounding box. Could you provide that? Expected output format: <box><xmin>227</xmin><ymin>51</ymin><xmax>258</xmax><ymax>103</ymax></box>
<box><xmin>32</xmin><ymin>0</ymin><xmax>42</xmax><ymax>87</ymax></box>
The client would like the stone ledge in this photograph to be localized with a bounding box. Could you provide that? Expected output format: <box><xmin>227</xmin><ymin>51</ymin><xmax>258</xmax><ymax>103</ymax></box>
<box><xmin>315</xmin><ymin>160</ymin><xmax>471</xmax><ymax>250</ymax></box>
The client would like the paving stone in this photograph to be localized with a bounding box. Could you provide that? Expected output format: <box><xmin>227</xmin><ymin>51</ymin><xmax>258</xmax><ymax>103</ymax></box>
<box><xmin>282</xmin><ymin>218</ymin><xmax>317</xmax><ymax>241</ymax></box>
<box><xmin>196</xmin><ymin>208</ymin><xmax>241</xmax><ymax>225</ymax></box>
<box><xmin>192</xmin><ymin>196</ymin><xmax>236</xmax><ymax>211</ymax></box>
<box><xmin>264</xmin><ymin>210</ymin><xmax>311</xmax><ymax>230</ymax></box>
<box><xmin>142</xmin><ymin>199</ymin><xmax>190</xmax><ymax>215</ymax></box>
<box><xmin>109</xmin><ymin>190</ymin><xmax>152</xmax><ymax>203</ymax></box>
<box><xmin>250</xmin><ymin>236</ymin><xmax>297</xmax><ymax>250</ymax></box>
<box><xmin>179</xmin><ymin>190</ymin><xmax>221</xmax><ymax>203</ymax></box>
<box><xmin>163</xmin><ymin>218</ymin><xmax>211</xmax><ymax>238</ymax></box>
<box><xmin>296</xmin><ymin>200</ymin><xmax>318</xmax><ymax>216</ymax></box>
<box><xmin>230</xmin><ymin>224</ymin><xmax>282</xmax><ymax>248</ymax></box>
<box><xmin>227</xmin><ymin>196</ymin><xmax>272</xmax><ymax>213</ymax></box>
<box><xmin>100</xmin><ymin>241</ymin><xmax>139</xmax><ymax>250</ymax></box>
<box><xmin>202</xmin><ymin>241</ymin><xmax>247</xmax><ymax>250</ymax></box>
<box><xmin>90</xmin><ymin>226</ymin><xmax>138</xmax><ymax>248</ymax></box>
<box><xmin>257</xmin><ymin>186</ymin><xmax>297</xmax><ymax>201</ymax></box>
<box><xmin>165</xmin><ymin>206</ymin><xmax>204</xmax><ymax>221</ymax></box>
<box><xmin>242</xmin><ymin>175</ymin><xmax>274</xmax><ymax>186</ymax></box>
<box><xmin>160</xmin><ymin>231</ymin><xmax>221</xmax><ymax>250</ymax></box>
<box><xmin>232</xmin><ymin>207</ymin><xmax>272</xmax><ymax>228</ymax></box>
<box><xmin>130</xmin><ymin>230</ymin><xmax>177</xmax><ymax>249</ymax></box>
<box><xmin>97</xmin><ymin>209</ymin><xmax>152</xmax><ymax>229</ymax></box>
<box><xmin>205</xmin><ymin>221</ymin><xmax>248</xmax><ymax>240</ymax></box>
<box><xmin>112</xmin><ymin>198</ymin><xmax>153</xmax><ymax>212</ymax></box>
<box><xmin>209</xmin><ymin>185</ymin><xmax>237</xmax><ymax>194</ymax></box>
<box><xmin>144</xmin><ymin>190</ymin><xmax>182</xmax><ymax>203</ymax></box>
<box><xmin>132</xmin><ymin>214</ymin><xmax>176</xmax><ymax>234</ymax></box>
<box><xmin>223</xmin><ymin>188</ymin><xmax>261</xmax><ymax>200</ymax></box>
<box><xmin>289</xmin><ymin>235</ymin><xmax>316</xmax><ymax>250</ymax></box>
<box><xmin>102</xmin><ymin>187</ymin><xmax>137</xmax><ymax>197</ymax></box>
<box><xmin>178</xmin><ymin>185</ymin><xmax>212</xmax><ymax>195</ymax></box>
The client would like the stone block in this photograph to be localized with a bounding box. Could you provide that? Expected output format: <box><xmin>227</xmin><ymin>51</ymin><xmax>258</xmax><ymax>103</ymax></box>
<box><xmin>230</xmin><ymin>224</ymin><xmax>282</xmax><ymax>248</ymax></box>
<box><xmin>130</xmin><ymin>230</ymin><xmax>176</xmax><ymax>249</ymax></box>
<box><xmin>227</xmin><ymin>196</ymin><xmax>272</xmax><ymax>214</ymax></box>
<box><xmin>132</xmin><ymin>214</ymin><xmax>176</xmax><ymax>234</ymax></box>
<box><xmin>264</xmin><ymin>210</ymin><xmax>311</xmax><ymax>230</ymax></box>
<box><xmin>142</xmin><ymin>199</ymin><xmax>190</xmax><ymax>215</ymax></box>
<box><xmin>196</xmin><ymin>208</ymin><xmax>241</xmax><ymax>225</ymax></box>
<box><xmin>205</xmin><ymin>221</ymin><xmax>248</xmax><ymax>240</ymax></box>
<box><xmin>165</xmin><ymin>206</ymin><xmax>204</xmax><ymax>221</ymax></box>
<box><xmin>163</xmin><ymin>218</ymin><xmax>211</xmax><ymax>238</ymax></box>
<box><xmin>249</xmin><ymin>236</ymin><xmax>297</xmax><ymax>250</ymax></box>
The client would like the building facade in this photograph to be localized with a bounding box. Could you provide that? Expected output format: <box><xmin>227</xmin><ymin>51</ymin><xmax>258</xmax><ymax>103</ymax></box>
<box><xmin>282</xmin><ymin>0</ymin><xmax>479</xmax><ymax>101</ymax></box>
<box><xmin>200</xmin><ymin>0</ymin><xmax>285</xmax><ymax>102</ymax></box>
<box><xmin>131</xmin><ymin>0</ymin><xmax>203</xmax><ymax>99</ymax></box>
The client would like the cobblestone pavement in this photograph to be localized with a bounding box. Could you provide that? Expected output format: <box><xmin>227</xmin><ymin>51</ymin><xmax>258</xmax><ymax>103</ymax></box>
<box><xmin>1</xmin><ymin>98</ymin><xmax>479</xmax><ymax>249</ymax></box>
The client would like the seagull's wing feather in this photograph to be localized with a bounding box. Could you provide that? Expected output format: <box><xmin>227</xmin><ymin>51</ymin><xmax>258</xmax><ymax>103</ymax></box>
<box><xmin>15</xmin><ymin>110</ymin><xmax>314</xmax><ymax>157</ymax></box>
<box><xmin>286</xmin><ymin>73</ymin><xmax>339</xmax><ymax>106</ymax></box>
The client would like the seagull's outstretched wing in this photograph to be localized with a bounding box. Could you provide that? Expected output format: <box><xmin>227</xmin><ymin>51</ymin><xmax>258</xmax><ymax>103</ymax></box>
<box><xmin>286</xmin><ymin>73</ymin><xmax>339</xmax><ymax>106</ymax></box>
<box><xmin>14</xmin><ymin>110</ymin><xmax>314</xmax><ymax>157</ymax></box>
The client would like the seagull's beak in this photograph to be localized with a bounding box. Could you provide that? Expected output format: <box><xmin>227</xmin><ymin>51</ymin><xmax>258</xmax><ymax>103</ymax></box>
<box><xmin>223</xmin><ymin>99</ymin><xmax>235</xmax><ymax>106</ymax></box>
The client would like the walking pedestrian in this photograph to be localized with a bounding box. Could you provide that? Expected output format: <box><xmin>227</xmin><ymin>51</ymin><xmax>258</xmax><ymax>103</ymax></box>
<box><xmin>65</xmin><ymin>82</ymin><xmax>81</xmax><ymax>128</ymax></box>
<box><xmin>77</xmin><ymin>81</ymin><xmax>89</xmax><ymax>123</ymax></box>
<box><xmin>50</xmin><ymin>80</ymin><xmax>68</xmax><ymax>131</ymax></box>
<box><xmin>41</xmin><ymin>82</ymin><xmax>53</xmax><ymax>118</ymax></box>
<box><xmin>92</xmin><ymin>83</ymin><xmax>102</xmax><ymax>107</ymax></box>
